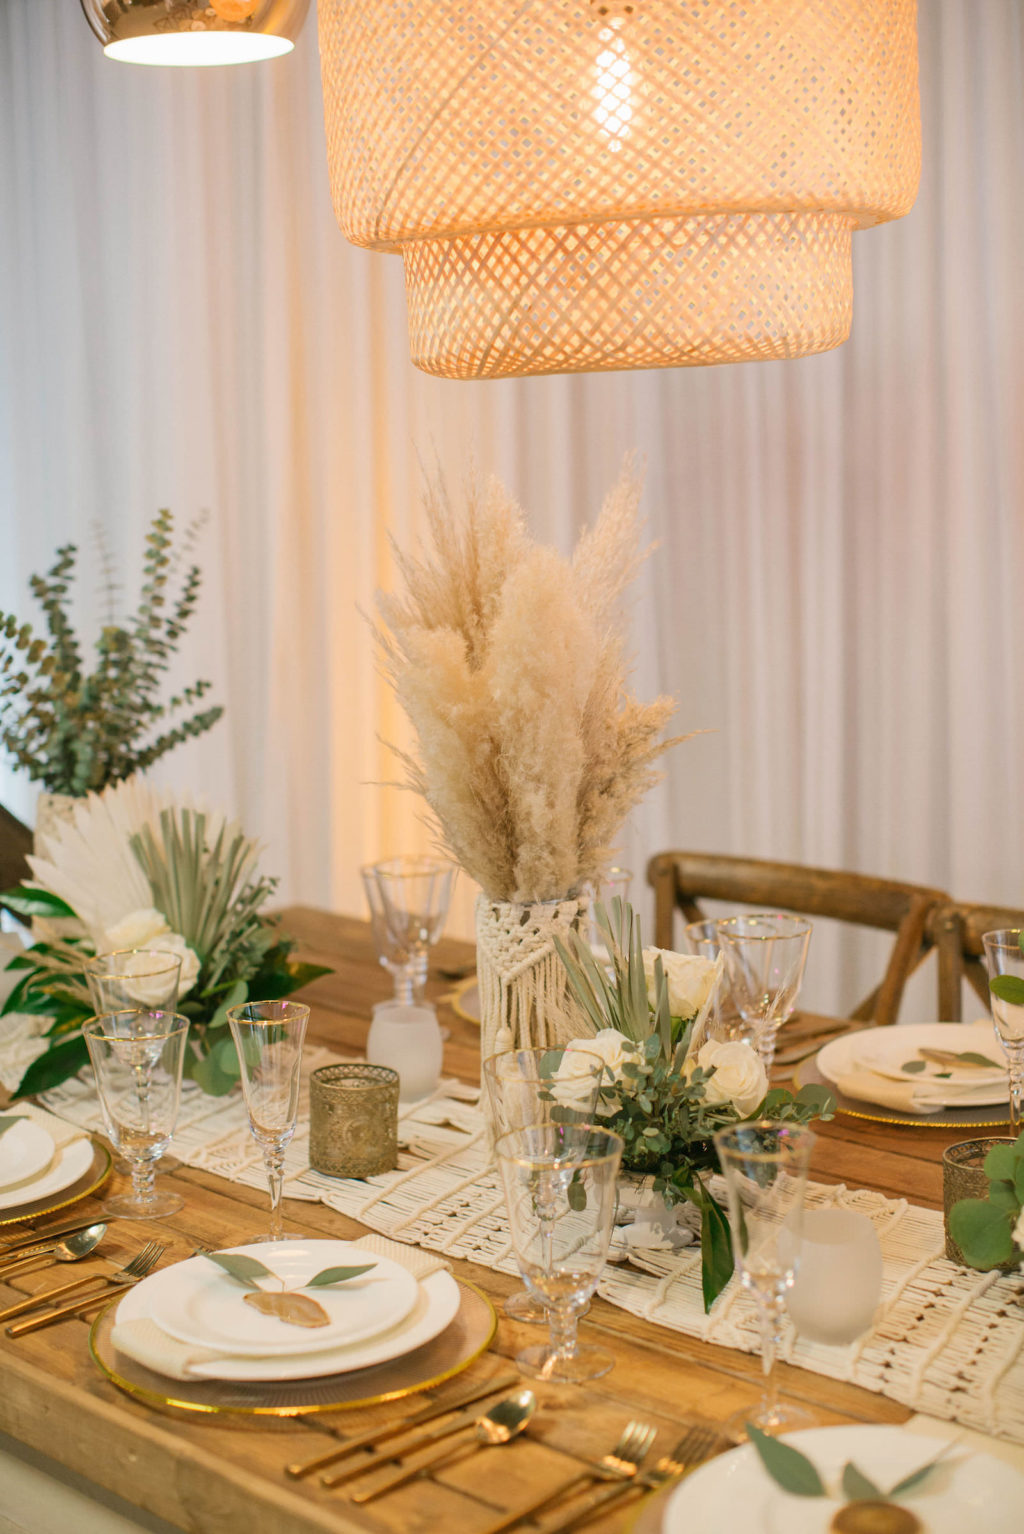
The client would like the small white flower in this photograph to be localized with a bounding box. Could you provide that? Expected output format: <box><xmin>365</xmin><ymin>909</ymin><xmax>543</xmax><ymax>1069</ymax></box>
<box><xmin>147</xmin><ymin>932</ymin><xmax>201</xmax><ymax>1000</ymax></box>
<box><xmin>643</xmin><ymin>947</ymin><xmax>718</xmax><ymax>1019</ymax></box>
<box><xmin>97</xmin><ymin>910</ymin><xmax>200</xmax><ymax>1004</ymax></box>
<box><xmin>548</xmin><ymin>1045</ymin><xmax>606</xmax><ymax>1108</ymax></box>
<box><xmin>568</xmin><ymin>1028</ymin><xmax>643</xmax><ymax>1082</ymax></box>
<box><xmin>693</xmin><ymin>1039</ymin><xmax>767</xmax><ymax>1118</ymax></box>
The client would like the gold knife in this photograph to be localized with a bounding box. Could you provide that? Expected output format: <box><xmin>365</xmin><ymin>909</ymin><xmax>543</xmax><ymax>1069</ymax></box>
<box><xmin>284</xmin><ymin>1371</ymin><xmax>519</xmax><ymax>1480</ymax></box>
<box><xmin>6</xmin><ymin>1286</ymin><xmax>116</xmax><ymax>1337</ymax></box>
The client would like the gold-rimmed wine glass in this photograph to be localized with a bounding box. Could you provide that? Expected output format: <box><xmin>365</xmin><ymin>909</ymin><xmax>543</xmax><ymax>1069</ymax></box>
<box><xmin>226</xmin><ymin>1000</ymin><xmax>309</xmax><ymax>1242</ymax></box>
<box><xmin>716</xmin><ymin>914</ymin><xmax>812</xmax><ymax>1073</ymax></box>
<box><xmin>981</xmin><ymin>928</ymin><xmax>1024</xmax><ymax>1133</ymax></box>
<box><xmin>86</xmin><ymin>948</ymin><xmax>182</xmax><ymax>1012</ymax></box>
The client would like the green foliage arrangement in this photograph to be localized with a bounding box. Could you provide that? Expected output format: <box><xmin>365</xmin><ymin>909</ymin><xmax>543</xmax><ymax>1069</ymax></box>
<box><xmin>1</xmin><ymin>797</ymin><xmax>329</xmax><ymax>1100</ymax></box>
<box><xmin>948</xmin><ymin>1131</ymin><xmax>1024</xmax><ymax>1270</ymax></box>
<box><xmin>0</xmin><ymin>509</ymin><xmax>222</xmax><ymax>794</ymax></box>
<box><xmin>553</xmin><ymin>900</ymin><xmax>835</xmax><ymax>1310</ymax></box>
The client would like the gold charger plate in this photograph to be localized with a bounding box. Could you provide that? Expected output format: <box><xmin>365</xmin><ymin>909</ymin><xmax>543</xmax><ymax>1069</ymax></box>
<box><xmin>795</xmin><ymin>1057</ymin><xmax>1012</xmax><ymax>1130</ymax></box>
<box><xmin>89</xmin><ymin>1277</ymin><xmax>497</xmax><ymax>1419</ymax></box>
<box><xmin>0</xmin><ymin>1137</ymin><xmax>112</xmax><ymax>1228</ymax></box>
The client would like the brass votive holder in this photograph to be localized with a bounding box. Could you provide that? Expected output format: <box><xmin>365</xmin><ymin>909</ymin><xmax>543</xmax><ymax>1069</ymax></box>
<box><xmin>309</xmin><ymin>1063</ymin><xmax>399</xmax><ymax>1179</ymax></box>
<box><xmin>942</xmin><ymin>1137</ymin><xmax>1016</xmax><ymax>1267</ymax></box>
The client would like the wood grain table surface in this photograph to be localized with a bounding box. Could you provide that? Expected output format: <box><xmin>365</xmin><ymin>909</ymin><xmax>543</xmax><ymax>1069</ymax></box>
<box><xmin>0</xmin><ymin>906</ymin><xmax>979</xmax><ymax>1534</ymax></box>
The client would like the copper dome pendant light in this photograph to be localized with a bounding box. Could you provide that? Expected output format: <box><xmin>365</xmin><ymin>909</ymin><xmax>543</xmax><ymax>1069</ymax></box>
<box><xmin>80</xmin><ymin>0</ymin><xmax>309</xmax><ymax>67</ymax></box>
<box><xmin>319</xmin><ymin>0</ymin><xmax>921</xmax><ymax>380</ymax></box>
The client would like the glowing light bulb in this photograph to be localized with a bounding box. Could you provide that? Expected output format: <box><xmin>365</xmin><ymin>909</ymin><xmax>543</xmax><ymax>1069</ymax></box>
<box><xmin>592</xmin><ymin>20</ymin><xmax>634</xmax><ymax>152</ymax></box>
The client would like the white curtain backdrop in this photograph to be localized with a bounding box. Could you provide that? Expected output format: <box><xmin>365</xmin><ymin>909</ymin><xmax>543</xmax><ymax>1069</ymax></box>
<box><xmin>1</xmin><ymin>1</ymin><xmax>1022</xmax><ymax>1016</ymax></box>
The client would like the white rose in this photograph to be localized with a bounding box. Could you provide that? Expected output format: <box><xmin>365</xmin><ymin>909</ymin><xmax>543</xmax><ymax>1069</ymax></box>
<box><xmin>643</xmin><ymin>948</ymin><xmax>718</xmax><ymax>1019</ymax></box>
<box><xmin>549</xmin><ymin>1045</ymin><xmax>606</xmax><ymax>1108</ymax></box>
<box><xmin>569</xmin><ymin>1029</ymin><xmax>643</xmax><ymax>1083</ymax></box>
<box><xmin>147</xmin><ymin>932</ymin><xmax>201</xmax><ymax>1001</ymax></box>
<box><xmin>102</xmin><ymin>907</ymin><xmax>171</xmax><ymax>952</ymax></box>
<box><xmin>694</xmin><ymin>1039</ymin><xmax>768</xmax><ymax>1117</ymax></box>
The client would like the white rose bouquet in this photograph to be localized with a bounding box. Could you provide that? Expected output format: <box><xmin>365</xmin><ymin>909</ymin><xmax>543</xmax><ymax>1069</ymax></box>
<box><xmin>0</xmin><ymin>780</ymin><xmax>328</xmax><ymax>1099</ymax></box>
<box><xmin>554</xmin><ymin>899</ymin><xmax>834</xmax><ymax>1309</ymax></box>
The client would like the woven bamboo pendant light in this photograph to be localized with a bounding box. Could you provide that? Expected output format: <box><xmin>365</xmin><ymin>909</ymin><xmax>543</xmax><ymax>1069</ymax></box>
<box><xmin>319</xmin><ymin>0</ymin><xmax>920</xmax><ymax>380</ymax></box>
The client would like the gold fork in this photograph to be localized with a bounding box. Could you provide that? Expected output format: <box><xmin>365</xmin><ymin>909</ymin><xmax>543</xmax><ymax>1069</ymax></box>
<box><xmin>538</xmin><ymin>1423</ymin><xmax>721</xmax><ymax>1532</ymax></box>
<box><xmin>0</xmin><ymin>1240</ymin><xmax>165</xmax><ymax>1325</ymax></box>
<box><xmin>477</xmin><ymin>1419</ymin><xmax>657</xmax><ymax>1534</ymax></box>
<box><xmin>5</xmin><ymin>1241</ymin><xmax>165</xmax><ymax>1336</ymax></box>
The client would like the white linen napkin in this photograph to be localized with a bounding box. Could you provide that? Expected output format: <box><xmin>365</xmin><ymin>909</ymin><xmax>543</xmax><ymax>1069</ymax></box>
<box><xmin>110</xmin><ymin>1237</ymin><xmax>451</xmax><ymax>1381</ymax></box>
<box><xmin>830</xmin><ymin>1067</ymin><xmax>985</xmax><ymax>1115</ymax></box>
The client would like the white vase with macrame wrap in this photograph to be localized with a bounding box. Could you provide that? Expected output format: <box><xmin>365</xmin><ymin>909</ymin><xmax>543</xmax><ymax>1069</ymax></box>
<box><xmin>475</xmin><ymin>891</ymin><xmax>592</xmax><ymax>1062</ymax></box>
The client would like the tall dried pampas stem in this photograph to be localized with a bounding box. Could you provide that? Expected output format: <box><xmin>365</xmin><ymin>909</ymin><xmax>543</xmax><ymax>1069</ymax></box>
<box><xmin>375</xmin><ymin>466</ymin><xmax>686</xmax><ymax>903</ymax></box>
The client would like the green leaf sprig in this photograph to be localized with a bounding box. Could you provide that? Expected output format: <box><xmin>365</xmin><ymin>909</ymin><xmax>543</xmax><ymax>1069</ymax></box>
<box><xmin>948</xmin><ymin>1129</ymin><xmax>1024</xmax><ymax>1269</ymax></box>
<box><xmin>747</xmin><ymin>1422</ymin><xmax>957</xmax><ymax>1508</ymax></box>
<box><xmin>204</xmin><ymin>1252</ymin><xmax>377</xmax><ymax>1329</ymax></box>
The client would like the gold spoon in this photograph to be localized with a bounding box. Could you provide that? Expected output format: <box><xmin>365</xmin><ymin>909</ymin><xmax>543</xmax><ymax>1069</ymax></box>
<box><xmin>0</xmin><ymin>1222</ymin><xmax>106</xmax><ymax>1279</ymax></box>
<box><xmin>350</xmin><ymin>1389</ymin><xmax>538</xmax><ymax>1503</ymax></box>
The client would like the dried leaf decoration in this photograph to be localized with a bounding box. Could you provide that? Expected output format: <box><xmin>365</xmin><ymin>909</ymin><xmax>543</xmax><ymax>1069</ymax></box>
<box><xmin>243</xmin><ymin>1291</ymin><xmax>331</xmax><ymax>1328</ymax></box>
<box><xmin>203</xmin><ymin>1252</ymin><xmax>379</xmax><ymax>1329</ymax></box>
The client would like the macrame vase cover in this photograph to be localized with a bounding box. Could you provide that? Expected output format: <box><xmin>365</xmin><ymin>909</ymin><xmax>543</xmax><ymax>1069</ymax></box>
<box><xmin>475</xmin><ymin>893</ymin><xmax>590</xmax><ymax>1061</ymax></box>
<box><xmin>318</xmin><ymin>0</ymin><xmax>921</xmax><ymax>378</ymax></box>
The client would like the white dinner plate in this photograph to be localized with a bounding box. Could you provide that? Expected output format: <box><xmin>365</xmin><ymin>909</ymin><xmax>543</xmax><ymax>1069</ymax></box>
<box><xmin>0</xmin><ymin>1118</ymin><xmax>55</xmax><ymax>1189</ymax></box>
<box><xmin>661</xmin><ymin>1426</ymin><xmax>1024</xmax><ymax>1534</ymax></box>
<box><xmin>0</xmin><ymin>1134</ymin><xmax>94</xmax><ymax>1211</ymax></box>
<box><xmin>817</xmin><ymin>1024</ymin><xmax>1009</xmax><ymax>1109</ymax></box>
<box><xmin>116</xmin><ymin>1266</ymin><xmax>462</xmax><ymax>1381</ymax></box>
<box><xmin>146</xmin><ymin>1241</ymin><xmax>420</xmax><ymax>1356</ymax></box>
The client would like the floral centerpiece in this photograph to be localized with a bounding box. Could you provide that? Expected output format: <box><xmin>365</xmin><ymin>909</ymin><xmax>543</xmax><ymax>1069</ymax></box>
<box><xmin>1</xmin><ymin>779</ymin><xmax>328</xmax><ymax>1098</ymax></box>
<box><xmin>553</xmin><ymin>900</ymin><xmax>835</xmax><ymax>1310</ymax></box>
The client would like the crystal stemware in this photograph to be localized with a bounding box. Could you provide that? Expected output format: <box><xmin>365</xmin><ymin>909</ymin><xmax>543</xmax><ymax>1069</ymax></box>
<box><xmin>981</xmin><ymin>928</ymin><xmax>1024</xmax><ymax>1133</ymax></box>
<box><xmin>496</xmin><ymin>1122</ymin><xmax>622</xmax><ymax>1383</ymax></box>
<box><xmin>82</xmin><ymin>1009</ymin><xmax>190</xmax><ymax>1219</ymax></box>
<box><xmin>713</xmin><ymin>1120</ymin><xmax>816</xmax><ymax>1437</ymax></box>
<box><xmin>86</xmin><ymin>949</ymin><xmax>182</xmax><ymax>1013</ymax></box>
<box><xmin>226</xmin><ymin>1000</ymin><xmax>309</xmax><ymax>1241</ymax></box>
<box><xmin>683</xmin><ymin>918</ymin><xmax>751</xmax><ymax>1044</ymax></box>
<box><xmin>361</xmin><ymin>857</ymin><xmax>456</xmax><ymax>1004</ymax></box>
<box><xmin>716</xmin><ymin>914</ymin><xmax>812</xmax><ymax>1073</ymax></box>
<box><xmin>484</xmin><ymin>1046</ymin><xmax>605</xmax><ymax>1323</ymax></box>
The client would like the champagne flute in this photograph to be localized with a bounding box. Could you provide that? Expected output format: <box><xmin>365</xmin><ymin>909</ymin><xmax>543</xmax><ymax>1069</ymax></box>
<box><xmin>484</xmin><ymin>1046</ymin><xmax>605</xmax><ymax>1323</ymax></box>
<box><xmin>496</xmin><ymin>1122</ymin><xmax>622</xmax><ymax>1383</ymax></box>
<box><xmin>981</xmin><ymin>928</ymin><xmax>1024</xmax><ymax>1133</ymax></box>
<box><xmin>226</xmin><ymin>1000</ymin><xmax>309</xmax><ymax>1241</ymax></box>
<box><xmin>82</xmin><ymin>1010</ymin><xmax>190</xmax><ymax>1218</ymax></box>
<box><xmin>713</xmin><ymin>1120</ymin><xmax>816</xmax><ymax>1437</ymax></box>
<box><xmin>716</xmin><ymin>914</ymin><xmax>812</xmax><ymax>1073</ymax></box>
<box><xmin>86</xmin><ymin>949</ymin><xmax>182</xmax><ymax>1012</ymax></box>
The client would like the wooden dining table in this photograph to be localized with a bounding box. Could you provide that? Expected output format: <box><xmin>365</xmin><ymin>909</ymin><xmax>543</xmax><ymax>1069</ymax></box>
<box><xmin>0</xmin><ymin>906</ymin><xmax>995</xmax><ymax>1534</ymax></box>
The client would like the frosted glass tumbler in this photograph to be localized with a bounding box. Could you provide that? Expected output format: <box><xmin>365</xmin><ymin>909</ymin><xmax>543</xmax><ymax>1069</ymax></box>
<box><xmin>786</xmin><ymin>1208</ymin><xmax>883</xmax><ymax>1345</ymax></box>
<box><xmin>367</xmin><ymin>1000</ymin><xmax>443</xmax><ymax>1102</ymax></box>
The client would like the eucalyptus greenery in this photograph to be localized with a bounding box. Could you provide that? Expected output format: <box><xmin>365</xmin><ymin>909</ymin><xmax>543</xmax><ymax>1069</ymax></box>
<box><xmin>948</xmin><ymin>1130</ymin><xmax>1024</xmax><ymax>1270</ymax></box>
<box><xmin>555</xmin><ymin>900</ymin><xmax>834</xmax><ymax>1310</ymax></box>
<box><xmin>0</xmin><ymin>510</ymin><xmax>222</xmax><ymax>794</ymax></box>
<box><xmin>747</xmin><ymin>1421</ymin><xmax>952</xmax><ymax>1505</ymax></box>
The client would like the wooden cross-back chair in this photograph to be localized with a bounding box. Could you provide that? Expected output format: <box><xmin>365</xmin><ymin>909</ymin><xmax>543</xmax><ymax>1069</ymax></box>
<box><xmin>928</xmin><ymin>900</ymin><xmax>1024</xmax><ymax>1022</ymax></box>
<box><xmin>647</xmin><ymin>850</ymin><xmax>950</xmax><ymax>1029</ymax></box>
<box><xmin>0</xmin><ymin>804</ymin><xmax>32</xmax><ymax>898</ymax></box>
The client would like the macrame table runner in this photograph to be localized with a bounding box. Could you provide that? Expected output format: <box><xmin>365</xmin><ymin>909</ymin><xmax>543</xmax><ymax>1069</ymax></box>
<box><xmin>34</xmin><ymin>1055</ymin><xmax>1024</xmax><ymax>1445</ymax></box>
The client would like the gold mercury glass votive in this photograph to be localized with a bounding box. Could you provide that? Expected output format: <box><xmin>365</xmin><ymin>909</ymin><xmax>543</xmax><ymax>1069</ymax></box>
<box><xmin>942</xmin><ymin>1137</ymin><xmax>1016</xmax><ymax>1267</ymax></box>
<box><xmin>309</xmin><ymin>1063</ymin><xmax>399</xmax><ymax>1178</ymax></box>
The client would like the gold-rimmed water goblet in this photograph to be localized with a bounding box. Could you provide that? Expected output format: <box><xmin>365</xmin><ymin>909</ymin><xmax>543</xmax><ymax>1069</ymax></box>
<box><xmin>226</xmin><ymin>999</ymin><xmax>309</xmax><ymax>1242</ymax></box>
<box><xmin>981</xmin><ymin>928</ymin><xmax>1024</xmax><ymax>1132</ymax></box>
<box><xmin>684</xmin><ymin>918</ymin><xmax>751</xmax><ymax>1043</ymax></box>
<box><xmin>363</xmin><ymin>856</ymin><xmax>456</xmax><ymax>1004</ymax></box>
<box><xmin>86</xmin><ymin>948</ymin><xmax>182</xmax><ymax>1013</ymax></box>
<box><xmin>484</xmin><ymin>1046</ymin><xmax>606</xmax><ymax>1324</ymax></box>
<box><xmin>713</xmin><ymin>1120</ymin><xmax>816</xmax><ymax>1438</ymax></box>
<box><xmin>82</xmin><ymin>1009</ymin><xmax>190</xmax><ymax>1219</ymax></box>
<box><xmin>496</xmin><ymin>1122</ymin><xmax>623</xmax><ymax>1383</ymax></box>
<box><xmin>716</xmin><ymin>914</ymin><xmax>812</xmax><ymax>1074</ymax></box>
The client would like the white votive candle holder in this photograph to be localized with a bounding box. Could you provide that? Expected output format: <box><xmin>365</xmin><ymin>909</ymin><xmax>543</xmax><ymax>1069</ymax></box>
<box><xmin>366</xmin><ymin>1000</ymin><xmax>443</xmax><ymax>1102</ymax></box>
<box><xmin>786</xmin><ymin>1208</ymin><xmax>883</xmax><ymax>1346</ymax></box>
